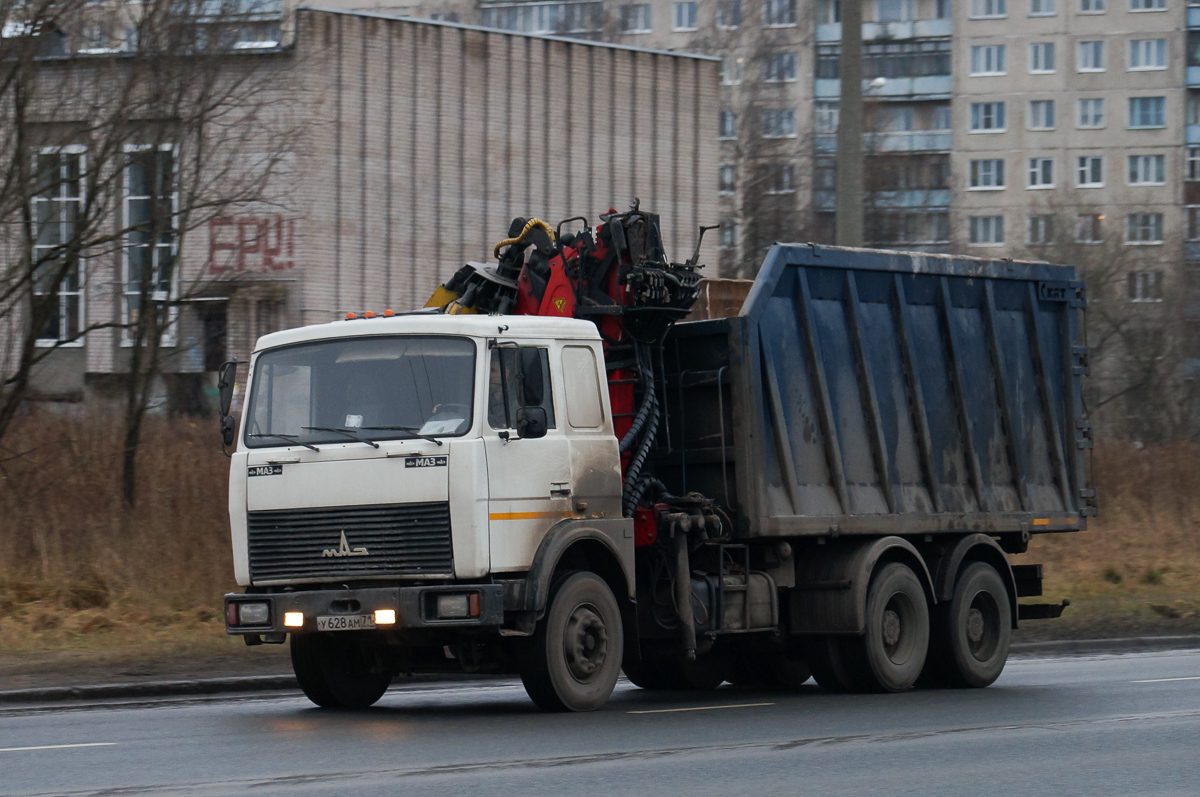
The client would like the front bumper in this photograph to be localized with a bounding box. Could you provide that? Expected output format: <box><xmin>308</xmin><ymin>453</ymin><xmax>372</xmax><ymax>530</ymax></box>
<box><xmin>224</xmin><ymin>584</ymin><xmax>505</xmax><ymax>635</ymax></box>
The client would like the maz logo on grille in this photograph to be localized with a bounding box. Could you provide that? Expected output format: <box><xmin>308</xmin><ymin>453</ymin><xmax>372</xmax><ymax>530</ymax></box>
<box><xmin>322</xmin><ymin>531</ymin><xmax>369</xmax><ymax>558</ymax></box>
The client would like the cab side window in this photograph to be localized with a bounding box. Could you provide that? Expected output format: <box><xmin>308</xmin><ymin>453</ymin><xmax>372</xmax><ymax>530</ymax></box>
<box><xmin>487</xmin><ymin>347</ymin><xmax>556</xmax><ymax>430</ymax></box>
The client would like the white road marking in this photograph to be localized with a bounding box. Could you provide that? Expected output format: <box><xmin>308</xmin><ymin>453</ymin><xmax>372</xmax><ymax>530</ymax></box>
<box><xmin>628</xmin><ymin>702</ymin><xmax>775</xmax><ymax>715</ymax></box>
<box><xmin>0</xmin><ymin>742</ymin><xmax>116</xmax><ymax>753</ymax></box>
<box><xmin>1132</xmin><ymin>676</ymin><xmax>1200</xmax><ymax>683</ymax></box>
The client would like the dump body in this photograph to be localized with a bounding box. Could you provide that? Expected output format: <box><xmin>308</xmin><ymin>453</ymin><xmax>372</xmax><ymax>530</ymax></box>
<box><xmin>660</xmin><ymin>244</ymin><xmax>1092</xmax><ymax>539</ymax></box>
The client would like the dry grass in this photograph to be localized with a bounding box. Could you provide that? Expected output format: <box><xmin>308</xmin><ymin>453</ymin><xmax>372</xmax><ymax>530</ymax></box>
<box><xmin>1</xmin><ymin>414</ymin><xmax>1199</xmax><ymax>655</ymax></box>
<box><xmin>0</xmin><ymin>410</ymin><xmax>234</xmax><ymax>654</ymax></box>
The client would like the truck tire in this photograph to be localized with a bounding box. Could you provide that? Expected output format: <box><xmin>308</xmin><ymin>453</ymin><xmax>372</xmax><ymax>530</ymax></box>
<box><xmin>925</xmin><ymin>562</ymin><xmax>1011</xmax><ymax>688</ymax></box>
<box><xmin>290</xmin><ymin>633</ymin><xmax>393</xmax><ymax>709</ymax></box>
<box><xmin>521</xmin><ymin>571</ymin><xmax>624</xmax><ymax>712</ymax></box>
<box><xmin>852</xmin><ymin>561</ymin><xmax>930</xmax><ymax>692</ymax></box>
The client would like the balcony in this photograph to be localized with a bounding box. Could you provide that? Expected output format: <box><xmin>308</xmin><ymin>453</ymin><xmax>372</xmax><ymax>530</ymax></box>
<box><xmin>1188</xmin><ymin>125</ymin><xmax>1200</xmax><ymax>144</ymax></box>
<box><xmin>1186</xmin><ymin>241</ymin><xmax>1200</xmax><ymax>262</ymax></box>
<box><xmin>813</xmin><ymin>189</ymin><xmax>950</xmax><ymax>212</ymax></box>
<box><xmin>816</xmin><ymin>18</ymin><xmax>953</xmax><ymax>41</ymax></box>
<box><xmin>1190</xmin><ymin>66</ymin><xmax>1200</xmax><ymax>88</ymax></box>
<box><xmin>1190</xmin><ymin>7</ymin><xmax>1200</xmax><ymax>28</ymax></box>
<box><xmin>815</xmin><ymin>75</ymin><xmax>952</xmax><ymax>99</ymax></box>
<box><xmin>816</xmin><ymin>131</ymin><xmax>952</xmax><ymax>154</ymax></box>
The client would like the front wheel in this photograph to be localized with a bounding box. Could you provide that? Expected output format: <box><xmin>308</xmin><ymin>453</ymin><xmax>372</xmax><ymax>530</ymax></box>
<box><xmin>521</xmin><ymin>572</ymin><xmax>624</xmax><ymax>712</ymax></box>
<box><xmin>290</xmin><ymin>633</ymin><xmax>393</xmax><ymax>709</ymax></box>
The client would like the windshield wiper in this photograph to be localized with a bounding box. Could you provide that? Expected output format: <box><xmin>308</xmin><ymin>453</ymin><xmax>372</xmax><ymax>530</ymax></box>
<box><xmin>247</xmin><ymin>433</ymin><xmax>321</xmax><ymax>452</ymax></box>
<box><xmin>360</xmin><ymin>426</ymin><xmax>444</xmax><ymax>446</ymax></box>
<box><xmin>301</xmin><ymin>426</ymin><xmax>381</xmax><ymax>449</ymax></box>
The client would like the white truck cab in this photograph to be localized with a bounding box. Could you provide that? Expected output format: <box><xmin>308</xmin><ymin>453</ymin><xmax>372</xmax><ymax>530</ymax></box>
<box><xmin>224</xmin><ymin>313</ymin><xmax>634</xmax><ymax>711</ymax></box>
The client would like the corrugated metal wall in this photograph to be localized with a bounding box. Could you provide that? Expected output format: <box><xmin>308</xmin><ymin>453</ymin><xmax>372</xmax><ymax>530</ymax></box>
<box><xmin>290</xmin><ymin>9</ymin><xmax>721</xmax><ymax>327</ymax></box>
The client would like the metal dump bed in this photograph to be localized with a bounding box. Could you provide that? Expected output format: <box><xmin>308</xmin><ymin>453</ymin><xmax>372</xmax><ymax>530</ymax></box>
<box><xmin>659</xmin><ymin>244</ymin><xmax>1093</xmax><ymax>539</ymax></box>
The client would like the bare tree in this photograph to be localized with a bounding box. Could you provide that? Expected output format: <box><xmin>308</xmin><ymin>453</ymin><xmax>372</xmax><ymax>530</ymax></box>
<box><xmin>0</xmin><ymin>0</ymin><xmax>299</xmax><ymax>504</ymax></box>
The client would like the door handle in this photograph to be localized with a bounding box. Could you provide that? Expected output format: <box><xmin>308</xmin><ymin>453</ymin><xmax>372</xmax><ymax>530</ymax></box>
<box><xmin>550</xmin><ymin>485</ymin><xmax>572</xmax><ymax>499</ymax></box>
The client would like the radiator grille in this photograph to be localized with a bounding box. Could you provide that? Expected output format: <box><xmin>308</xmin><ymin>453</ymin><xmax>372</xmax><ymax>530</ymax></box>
<box><xmin>247</xmin><ymin>502</ymin><xmax>453</xmax><ymax>582</ymax></box>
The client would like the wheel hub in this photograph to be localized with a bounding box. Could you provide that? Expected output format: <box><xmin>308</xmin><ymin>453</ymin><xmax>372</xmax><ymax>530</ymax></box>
<box><xmin>564</xmin><ymin>604</ymin><xmax>608</xmax><ymax>682</ymax></box>
<box><xmin>966</xmin><ymin>608</ymin><xmax>985</xmax><ymax>644</ymax></box>
<box><xmin>882</xmin><ymin>609</ymin><xmax>901</xmax><ymax>647</ymax></box>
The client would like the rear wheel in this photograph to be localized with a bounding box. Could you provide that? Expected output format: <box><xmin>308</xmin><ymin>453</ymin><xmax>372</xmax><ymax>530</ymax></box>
<box><xmin>521</xmin><ymin>572</ymin><xmax>624</xmax><ymax>712</ymax></box>
<box><xmin>925</xmin><ymin>562</ymin><xmax>1011</xmax><ymax>688</ymax></box>
<box><xmin>854</xmin><ymin>562</ymin><xmax>929</xmax><ymax>692</ymax></box>
<box><xmin>290</xmin><ymin>633</ymin><xmax>393</xmax><ymax>709</ymax></box>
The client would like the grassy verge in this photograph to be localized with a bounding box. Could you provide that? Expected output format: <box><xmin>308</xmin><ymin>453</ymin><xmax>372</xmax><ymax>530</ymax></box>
<box><xmin>1</xmin><ymin>416</ymin><xmax>1198</xmax><ymax>679</ymax></box>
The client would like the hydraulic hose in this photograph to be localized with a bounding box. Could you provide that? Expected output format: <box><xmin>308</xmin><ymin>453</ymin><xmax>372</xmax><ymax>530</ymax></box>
<box><xmin>493</xmin><ymin>218</ymin><xmax>556</xmax><ymax>259</ymax></box>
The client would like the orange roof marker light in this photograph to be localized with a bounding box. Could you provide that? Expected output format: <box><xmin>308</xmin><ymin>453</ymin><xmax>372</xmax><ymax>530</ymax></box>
<box><xmin>383</xmin><ymin>309</ymin><xmax>395</xmax><ymax>317</ymax></box>
<box><xmin>345</xmin><ymin>312</ymin><xmax>357</xmax><ymax>320</ymax></box>
<box><xmin>364</xmin><ymin>311</ymin><xmax>376</xmax><ymax>318</ymax></box>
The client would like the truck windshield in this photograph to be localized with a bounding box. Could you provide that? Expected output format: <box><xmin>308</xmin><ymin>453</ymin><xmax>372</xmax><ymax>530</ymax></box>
<box><xmin>244</xmin><ymin>335</ymin><xmax>476</xmax><ymax>448</ymax></box>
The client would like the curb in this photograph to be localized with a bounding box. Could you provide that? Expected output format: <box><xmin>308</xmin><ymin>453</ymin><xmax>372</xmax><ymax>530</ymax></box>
<box><xmin>4</xmin><ymin>635</ymin><xmax>1199</xmax><ymax>704</ymax></box>
<box><xmin>1010</xmin><ymin>634</ymin><xmax>1200</xmax><ymax>657</ymax></box>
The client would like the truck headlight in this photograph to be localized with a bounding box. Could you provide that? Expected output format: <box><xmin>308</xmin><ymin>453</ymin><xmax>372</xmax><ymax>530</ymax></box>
<box><xmin>238</xmin><ymin>602</ymin><xmax>270</xmax><ymax>625</ymax></box>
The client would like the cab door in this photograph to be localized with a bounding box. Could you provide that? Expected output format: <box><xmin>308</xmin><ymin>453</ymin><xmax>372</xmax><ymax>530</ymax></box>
<box><xmin>484</xmin><ymin>343</ymin><xmax>573</xmax><ymax>572</ymax></box>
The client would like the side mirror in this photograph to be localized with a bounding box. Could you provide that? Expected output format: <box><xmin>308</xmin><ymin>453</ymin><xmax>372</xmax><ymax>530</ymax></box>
<box><xmin>217</xmin><ymin>360</ymin><xmax>239</xmax><ymax>417</ymax></box>
<box><xmin>221</xmin><ymin>414</ymin><xmax>237</xmax><ymax>447</ymax></box>
<box><xmin>515</xmin><ymin>406</ymin><xmax>547</xmax><ymax>440</ymax></box>
<box><xmin>518</xmin><ymin>347</ymin><xmax>544</xmax><ymax>406</ymax></box>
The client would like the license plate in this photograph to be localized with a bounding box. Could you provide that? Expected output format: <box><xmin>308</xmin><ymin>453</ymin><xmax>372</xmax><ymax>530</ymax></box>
<box><xmin>316</xmin><ymin>614</ymin><xmax>377</xmax><ymax>631</ymax></box>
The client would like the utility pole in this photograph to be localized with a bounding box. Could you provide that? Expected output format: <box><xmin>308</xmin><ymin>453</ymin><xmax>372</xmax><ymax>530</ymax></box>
<box><xmin>835</xmin><ymin>0</ymin><xmax>864</xmax><ymax>246</ymax></box>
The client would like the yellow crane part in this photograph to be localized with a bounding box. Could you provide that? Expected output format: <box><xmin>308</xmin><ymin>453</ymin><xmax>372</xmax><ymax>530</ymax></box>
<box><xmin>492</xmin><ymin>218</ymin><xmax>555</xmax><ymax>259</ymax></box>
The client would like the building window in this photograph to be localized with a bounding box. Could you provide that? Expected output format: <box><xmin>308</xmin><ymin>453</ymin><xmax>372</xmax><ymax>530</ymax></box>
<box><xmin>970</xmin><ymin>101</ymin><xmax>1006</xmax><ymax>131</ymax></box>
<box><xmin>32</xmin><ymin>148</ymin><xmax>86</xmax><ymax>346</ymax></box>
<box><xmin>1078</xmin><ymin>156</ymin><xmax>1104</xmax><ymax>186</ymax></box>
<box><xmin>1129</xmin><ymin>39</ymin><xmax>1167</xmax><ymax>70</ymax></box>
<box><xmin>719</xmin><ymin>110</ymin><xmax>736</xmax><ymax>139</ymax></box>
<box><xmin>1076</xmin><ymin>213</ymin><xmax>1104</xmax><ymax>243</ymax></box>
<box><xmin>719</xmin><ymin>164</ymin><xmax>737</xmax><ymax>194</ymax></box>
<box><xmin>1028</xmin><ymin>215</ymin><xmax>1055</xmax><ymax>244</ymax></box>
<box><xmin>1187</xmin><ymin>206</ymin><xmax>1200</xmax><ymax>240</ymax></box>
<box><xmin>719</xmin><ymin>222</ymin><xmax>736</xmax><ymax>249</ymax></box>
<box><xmin>618</xmin><ymin>4</ymin><xmax>652</xmax><ymax>33</ymax></box>
<box><xmin>816</xmin><ymin>101</ymin><xmax>840</xmax><ymax>133</ymax></box>
<box><xmin>767</xmin><ymin>164</ymin><xmax>796</xmax><ymax>194</ymax></box>
<box><xmin>932</xmin><ymin>103</ymin><xmax>952</xmax><ymax>130</ymax></box>
<box><xmin>970</xmin><ymin>158</ymin><xmax>1006</xmax><ymax>189</ymax></box>
<box><xmin>1078</xmin><ymin>98</ymin><xmax>1105</xmax><ymax>128</ymax></box>
<box><xmin>672</xmin><ymin>2</ymin><xmax>697</xmax><ymax>30</ymax></box>
<box><xmin>1128</xmin><ymin>154</ymin><xmax>1166</xmax><ymax>184</ymax></box>
<box><xmin>1028</xmin><ymin>157</ymin><xmax>1055</xmax><ymax>188</ymax></box>
<box><xmin>721</xmin><ymin>56</ymin><xmax>744</xmax><ymax>85</ymax></box>
<box><xmin>818</xmin><ymin>0</ymin><xmax>841</xmax><ymax>24</ymax></box>
<box><xmin>969</xmin><ymin>0</ymin><xmax>1006</xmax><ymax>17</ymax></box>
<box><xmin>1029</xmin><ymin>99</ymin><xmax>1056</xmax><ymax>129</ymax></box>
<box><xmin>1126</xmin><ymin>212</ymin><xmax>1165</xmax><ymax>243</ymax></box>
<box><xmin>1080</xmin><ymin>0</ymin><xmax>1105</xmax><ymax>11</ymax></box>
<box><xmin>1129</xmin><ymin>0</ymin><xmax>1166</xmax><ymax>10</ymax></box>
<box><xmin>763</xmin><ymin>0</ymin><xmax>797</xmax><ymax>27</ymax></box>
<box><xmin>815</xmin><ymin>158</ymin><xmax>837</xmax><ymax>190</ymax></box>
<box><xmin>717</xmin><ymin>0</ymin><xmax>742</xmax><ymax>28</ymax></box>
<box><xmin>969</xmin><ymin>216</ymin><xmax>1005</xmax><ymax>245</ymax></box>
<box><xmin>761</xmin><ymin>107</ymin><xmax>797</xmax><ymax>138</ymax></box>
<box><xmin>122</xmin><ymin>145</ymin><xmax>177</xmax><ymax>346</ymax></box>
<box><xmin>1189</xmin><ymin>146</ymin><xmax>1200</xmax><ymax>180</ymax></box>
<box><xmin>970</xmin><ymin>45</ymin><xmax>1007</xmax><ymax>75</ymax></box>
<box><xmin>1030</xmin><ymin>0</ymin><xmax>1057</xmax><ymax>13</ymax></box>
<box><xmin>1128</xmin><ymin>97</ymin><xmax>1166</xmax><ymax>129</ymax></box>
<box><xmin>1188</xmin><ymin>95</ymin><xmax>1200</xmax><ymax>125</ymax></box>
<box><xmin>1127</xmin><ymin>271</ymin><xmax>1164</xmax><ymax>302</ymax></box>
<box><xmin>764</xmin><ymin>52</ymin><xmax>798</xmax><ymax>82</ymax></box>
<box><xmin>936</xmin><ymin>0</ymin><xmax>951</xmax><ymax>16</ymax></box>
<box><xmin>1030</xmin><ymin>42</ymin><xmax>1055</xmax><ymax>73</ymax></box>
<box><xmin>1077</xmin><ymin>41</ymin><xmax>1105</xmax><ymax>72</ymax></box>
<box><xmin>877</xmin><ymin>0</ymin><xmax>915</xmax><ymax>22</ymax></box>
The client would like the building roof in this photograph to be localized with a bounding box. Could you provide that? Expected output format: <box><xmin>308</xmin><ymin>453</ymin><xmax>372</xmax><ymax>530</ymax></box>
<box><xmin>254</xmin><ymin>312</ymin><xmax>602</xmax><ymax>353</ymax></box>
<box><xmin>299</xmin><ymin>6</ymin><xmax>722</xmax><ymax>62</ymax></box>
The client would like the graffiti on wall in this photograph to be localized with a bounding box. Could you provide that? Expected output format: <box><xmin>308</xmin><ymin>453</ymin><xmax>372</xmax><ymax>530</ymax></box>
<box><xmin>208</xmin><ymin>215</ymin><xmax>296</xmax><ymax>273</ymax></box>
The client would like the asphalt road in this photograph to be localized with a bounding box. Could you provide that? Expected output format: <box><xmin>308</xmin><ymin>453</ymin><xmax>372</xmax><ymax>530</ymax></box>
<box><xmin>2</xmin><ymin>650</ymin><xmax>1199</xmax><ymax>797</ymax></box>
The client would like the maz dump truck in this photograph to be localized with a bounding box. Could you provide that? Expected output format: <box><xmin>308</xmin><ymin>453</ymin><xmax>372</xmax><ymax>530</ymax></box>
<box><xmin>220</xmin><ymin>208</ymin><xmax>1092</xmax><ymax>711</ymax></box>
